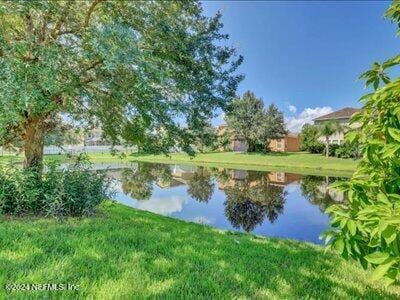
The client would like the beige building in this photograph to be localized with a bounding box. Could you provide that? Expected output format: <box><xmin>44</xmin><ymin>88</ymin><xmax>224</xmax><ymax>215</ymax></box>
<box><xmin>313</xmin><ymin>107</ymin><xmax>360</xmax><ymax>145</ymax></box>
<box><xmin>268</xmin><ymin>133</ymin><xmax>300</xmax><ymax>152</ymax></box>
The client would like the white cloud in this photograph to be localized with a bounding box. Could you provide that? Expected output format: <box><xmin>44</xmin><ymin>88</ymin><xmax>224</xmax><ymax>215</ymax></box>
<box><xmin>136</xmin><ymin>195</ymin><xmax>187</xmax><ymax>216</ymax></box>
<box><xmin>285</xmin><ymin>106</ymin><xmax>333</xmax><ymax>133</ymax></box>
<box><xmin>288</xmin><ymin>105</ymin><xmax>297</xmax><ymax>113</ymax></box>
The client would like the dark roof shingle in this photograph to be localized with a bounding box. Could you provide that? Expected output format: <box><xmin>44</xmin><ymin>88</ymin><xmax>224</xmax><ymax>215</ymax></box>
<box><xmin>313</xmin><ymin>107</ymin><xmax>360</xmax><ymax>121</ymax></box>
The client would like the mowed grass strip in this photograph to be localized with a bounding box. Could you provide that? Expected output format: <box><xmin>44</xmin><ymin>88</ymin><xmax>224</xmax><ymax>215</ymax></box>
<box><xmin>0</xmin><ymin>202</ymin><xmax>398</xmax><ymax>299</ymax></box>
<box><xmin>130</xmin><ymin>152</ymin><xmax>358</xmax><ymax>177</ymax></box>
<box><xmin>0</xmin><ymin>151</ymin><xmax>357</xmax><ymax>176</ymax></box>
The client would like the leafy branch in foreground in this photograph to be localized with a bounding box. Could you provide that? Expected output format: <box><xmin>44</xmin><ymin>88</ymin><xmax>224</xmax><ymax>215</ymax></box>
<box><xmin>323</xmin><ymin>0</ymin><xmax>400</xmax><ymax>286</ymax></box>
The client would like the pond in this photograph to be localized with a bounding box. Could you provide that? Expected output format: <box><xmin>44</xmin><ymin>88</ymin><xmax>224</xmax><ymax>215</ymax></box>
<box><xmin>98</xmin><ymin>162</ymin><xmax>347</xmax><ymax>244</ymax></box>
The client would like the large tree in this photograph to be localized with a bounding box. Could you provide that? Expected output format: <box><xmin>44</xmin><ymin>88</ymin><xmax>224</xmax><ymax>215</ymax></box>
<box><xmin>225</xmin><ymin>91</ymin><xmax>286</xmax><ymax>152</ymax></box>
<box><xmin>0</xmin><ymin>1</ymin><xmax>242</xmax><ymax>170</ymax></box>
<box><xmin>263</xmin><ymin>103</ymin><xmax>287</xmax><ymax>150</ymax></box>
<box><xmin>225</xmin><ymin>91</ymin><xmax>265</xmax><ymax>152</ymax></box>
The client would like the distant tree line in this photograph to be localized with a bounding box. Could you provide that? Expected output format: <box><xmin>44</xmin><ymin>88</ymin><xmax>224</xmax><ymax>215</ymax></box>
<box><xmin>300</xmin><ymin>122</ymin><xmax>359</xmax><ymax>158</ymax></box>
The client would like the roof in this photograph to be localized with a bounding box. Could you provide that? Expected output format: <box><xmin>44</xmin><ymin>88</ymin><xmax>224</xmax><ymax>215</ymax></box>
<box><xmin>313</xmin><ymin>107</ymin><xmax>360</xmax><ymax>121</ymax></box>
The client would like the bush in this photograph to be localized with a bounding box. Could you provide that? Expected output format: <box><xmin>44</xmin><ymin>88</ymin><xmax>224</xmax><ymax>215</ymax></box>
<box><xmin>324</xmin><ymin>3</ymin><xmax>400</xmax><ymax>284</ymax></box>
<box><xmin>300</xmin><ymin>124</ymin><xmax>325</xmax><ymax>153</ymax></box>
<box><xmin>334</xmin><ymin>142</ymin><xmax>360</xmax><ymax>159</ymax></box>
<box><xmin>306</xmin><ymin>141</ymin><xmax>325</xmax><ymax>154</ymax></box>
<box><xmin>325</xmin><ymin>143</ymin><xmax>340</xmax><ymax>157</ymax></box>
<box><xmin>0</xmin><ymin>155</ymin><xmax>111</xmax><ymax>218</ymax></box>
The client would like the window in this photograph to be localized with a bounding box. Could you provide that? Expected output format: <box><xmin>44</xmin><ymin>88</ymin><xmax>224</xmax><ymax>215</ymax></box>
<box><xmin>276</xmin><ymin>172</ymin><xmax>284</xmax><ymax>182</ymax></box>
<box><xmin>276</xmin><ymin>139</ymin><xmax>283</xmax><ymax>149</ymax></box>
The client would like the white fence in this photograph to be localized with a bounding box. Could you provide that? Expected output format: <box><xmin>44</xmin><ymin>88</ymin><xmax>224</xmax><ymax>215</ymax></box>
<box><xmin>0</xmin><ymin>145</ymin><xmax>135</xmax><ymax>156</ymax></box>
<box><xmin>43</xmin><ymin>145</ymin><xmax>134</xmax><ymax>155</ymax></box>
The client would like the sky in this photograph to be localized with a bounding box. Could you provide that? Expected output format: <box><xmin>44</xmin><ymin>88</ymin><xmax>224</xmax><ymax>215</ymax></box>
<box><xmin>202</xmin><ymin>1</ymin><xmax>400</xmax><ymax>131</ymax></box>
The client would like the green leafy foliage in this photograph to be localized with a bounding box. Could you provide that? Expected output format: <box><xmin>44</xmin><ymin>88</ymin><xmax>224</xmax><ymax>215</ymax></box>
<box><xmin>225</xmin><ymin>91</ymin><xmax>286</xmax><ymax>152</ymax></box>
<box><xmin>0</xmin><ymin>1</ymin><xmax>242</xmax><ymax>168</ymax></box>
<box><xmin>325</xmin><ymin>143</ymin><xmax>340</xmax><ymax>157</ymax></box>
<box><xmin>323</xmin><ymin>1</ymin><xmax>400</xmax><ymax>285</ymax></box>
<box><xmin>216</xmin><ymin>129</ymin><xmax>231</xmax><ymax>152</ymax></box>
<box><xmin>300</xmin><ymin>124</ymin><xmax>325</xmax><ymax>153</ymax></box>
<box><xmin>334</xmin><ymin>141</ymin><xmax>360</xmax><ymax>159</ymax></box>
<box><xmin>121</xmin><ymin>163</ymin><xmax>172</xmax><ymax>201</ymax></box>
<box><xmin>187</xmin><ymin>167</ymin><xmax>215</xmax><ymax>202</ymax></box>
<box><xmin>223</xmin><ymin>171</ymin><xmax>286</xmax><ymax>231</ymax></box>
<box><xmin>317</xmin><ymin>121</ymin><xmax>343</xmax><ymax>157</ymax></box>
<box><xmin>0</xmin><ymin>155</ymin><xmax>110</xmax><ymax>217</ymax></box>
<box><xmin>44</xmin><ymin>122</ymin><xmax>84</xmax><ymax>146</ymax></box>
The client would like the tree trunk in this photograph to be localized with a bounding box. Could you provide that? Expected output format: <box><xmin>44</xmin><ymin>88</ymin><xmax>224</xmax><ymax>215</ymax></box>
<box><xmin>247</xmin><ymin>140</ymin><xmax>254</xmax><ymax>152</ymax></box>
<box><xmin>325</xmin><ymin>137</ymin><xmax>329</xmax><ymax>157</ymax></box>
<box><xmin>23</xmin><ymin>118</ymin><xmax>45</xmax><ymax>172</ymax></box>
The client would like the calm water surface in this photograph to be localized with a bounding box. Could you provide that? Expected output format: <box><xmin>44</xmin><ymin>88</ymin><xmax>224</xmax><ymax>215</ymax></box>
<box><xmin>98</xmin><ymin>162</ymin><xmax>347</xmax><ymax>244</ymax></box>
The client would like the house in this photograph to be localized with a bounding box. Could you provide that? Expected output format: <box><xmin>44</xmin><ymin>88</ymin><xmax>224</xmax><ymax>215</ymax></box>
<box><xmin>313</xmin><ymin>107</ymin><xmax>360</xmax><ymax>145</ymax></box>
<box><xmin>84</xmin><ymin>128</ymin><xmax>105</xmax><ymax>146</ymax></box>
<box><xmin>269</xmin><ymin>133</ymin><xmax>300</xmax><ymax>152</ymax></box>
<box><xmin>217</xmin><ymin>170</ymin><xmax>300</xmax><ymax>190</ymax></box>
<box><xmin>267</xmin><ymin>172</ymin><xmax>300</xmax><ymax>187</ymax></box>
<box><xmin>216</xmin><ymin>124</ymin><xmax>247</xmax><ymax>152</ymax></box>
<box><xmin>216</xmin><ymin>124</ymin><xmax>300</xmax><ymax>152</ymax></box>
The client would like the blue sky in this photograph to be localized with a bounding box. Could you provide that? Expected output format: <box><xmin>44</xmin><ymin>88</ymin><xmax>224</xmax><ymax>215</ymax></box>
<box><xmin>202</xmin><ymin>1</ymin><xmax>400</xmax><ymax>131</ymax></box>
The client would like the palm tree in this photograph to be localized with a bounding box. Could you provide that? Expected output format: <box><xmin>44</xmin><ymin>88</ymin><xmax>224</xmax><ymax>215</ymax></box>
<box><xmin>318</xmin><ymin>121</ymin><xmax>343</xmax><ymax>157</ymax></box>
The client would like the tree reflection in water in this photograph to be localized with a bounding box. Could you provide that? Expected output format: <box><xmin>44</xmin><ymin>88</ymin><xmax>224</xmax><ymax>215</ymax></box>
<box><xmin>224</xmin><ymin>171</ymin><xmax>287</xmax><ymax>232</ymax></box>
<box><xmin>187</xmin><ymin>167</ymin><xmax>215</xmax><ymax>203</ymax></box>
<box><xmin>121</xmin><ymin>163</ymin><xmax>172</xmax><ymax>201</ymax></box>
<box><xmin>118</xmin><ymin>163</ymin><xmax>346</xmax><ymax>233</ymax></box>
<box><xmin>299</xmin><ymin>175</ymin><xmax>347</xmax><ymax>212</ymax></box>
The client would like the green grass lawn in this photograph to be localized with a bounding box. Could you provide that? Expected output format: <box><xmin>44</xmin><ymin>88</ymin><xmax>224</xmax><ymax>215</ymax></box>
<box><xmin>0</xmin><ymin>151</ymin><xmax>357</xmax><ymax>176</ymax></box>
<box><xmin>129</xmin><ymin>152</ymin><xmax>358</xmax><ymax>177</ymax></box>
<box><xmin>0</xmin><ymin>202</ymin><xmax>398</xmax><ymax>299</ymax></box>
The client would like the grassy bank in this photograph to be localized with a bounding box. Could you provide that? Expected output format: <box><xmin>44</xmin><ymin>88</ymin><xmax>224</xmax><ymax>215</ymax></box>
<box><xmin>0</xmin><ymin>151</ymin><xmax>357</xmax><ymax>176</ymax></box>
<box><xmin>130</xmin><ymin>152</ymin><xmax>357</xmax><ymax>177</ymax></box>
<box><xmin>0</xmin><ymin>202</ymin><xmax>398</xmax><ymax>299</ymax></box>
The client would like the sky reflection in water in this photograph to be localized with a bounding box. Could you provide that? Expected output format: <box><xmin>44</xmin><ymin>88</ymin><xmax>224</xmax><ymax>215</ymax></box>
<box><xmin>103</xmin><ymin>162</ymin><xmax>347</xmax><ymax>244</ymax></box>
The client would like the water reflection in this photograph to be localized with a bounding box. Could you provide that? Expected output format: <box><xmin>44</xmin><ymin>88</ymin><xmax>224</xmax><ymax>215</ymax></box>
<box><xmin>187</xmin><ymin>167</ymin><xmax>214</xmax><ymax>203</ymax></box>
<box><xmin>300</xmin><ymin>175</ymin><xmax>346</xmax><ymax>212</ymax></box>
<box><xmin>107</xmin><ymin>162</ymin><xmax>347</xmax><ymax>243</ymax></box>
<box><xmin>219</xmin><ymin>170</ymin><xmax>287</xmax><ymax>231</ymax></box>
<box><xmin>121</xmin><ymin>164</ymin><xmax>172</xmax><ymax>200</ymax></box>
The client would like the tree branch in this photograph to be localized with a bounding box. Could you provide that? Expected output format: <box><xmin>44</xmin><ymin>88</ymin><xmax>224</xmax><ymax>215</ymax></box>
<box><xmin>83</xmin><ymin>0</ymin><xmax>103</xmax><ymax>30</ymax></box>
<box><xmin>50</xmin><ymin>3</ymin><xmax>70</xmax><ymax>40</ymax></box>
<box><xmin>85</xmin><ymin>59</ymin><xmax>104</xmax><ymax>72</ymax></box>
<box><xmin>39</xmin><ymin>16</ymin><xmax>48</xmax><ymax>42</ymax></box>
<box><xmin>58</xmin><ymin>29</ymin><xmax>76</xmax><ymax>36</ymax></box>
<box><xmin>51</xmin><ymin>19</ymin><xmax>63</xmax><ymax>39</ymax></box>
<box><xmin>25</xmin><ymin>12</ymin><xmax>34</xmax><ymax>38</ymax></box>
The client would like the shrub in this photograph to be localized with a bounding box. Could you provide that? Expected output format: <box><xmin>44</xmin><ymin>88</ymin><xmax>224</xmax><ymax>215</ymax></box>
<box><xmin>324</xmin><ymin>143</ymin><xmax>340</xmax><ymax>157</ymax></box>
<box><xmin>334</xmin><ymin>142</ymin><xmax>360</xmax><ymax>159</ymax></box>
<box><xmin>324</xmin><ymin>2</ymin><xmax>400</xmax><ymax>285</ymax></box>
<box><xmin>300</xmin><ymin>124</ymin><xmax>325</xmax><ymax>153</ymax></box>
<box><xmin>0</xmin><ymin>155</ymin><xmax>111</xmax><ymax>218</ymax></box>
<box><xmin>307</xmin><ymin>141</ymin><xmax>325</xmax><ymax>154</ymax></box>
